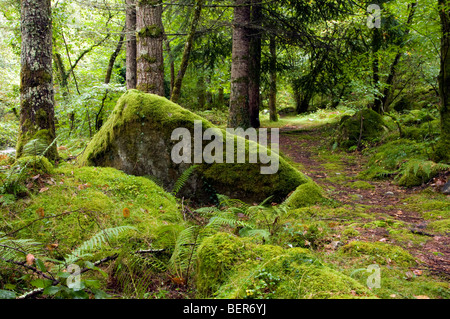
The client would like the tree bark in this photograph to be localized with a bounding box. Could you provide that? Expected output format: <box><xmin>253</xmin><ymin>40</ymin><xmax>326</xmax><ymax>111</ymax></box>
<box><xmin>248</xmin><ymin>0</ymin><xmax>262</xmax><ymax>128</ymax></box>
<box><xmin>437</xmin><ymin>0</ymin><xmax>450</xmax><ymax>162</ymax></box>
<box><xmin>126</xmin><ymin>0</ymin><xmax>137</xmax><ymax>90</ymax></box>
<box><xmin>136</xmin><ymin>0</ymin><xmax>165</xmax><ymax>96</ymax></box>
<box><xmin>105</xmin><ymin>25</ymin><xmax>125</xmax><ymax>84</ymax></box>
<box><xmin>381</xmin><ymin>2</ymin><xmax>417</xmax><ymax>111</ymax></box>
<box><xmin>171</xmin><ymin>0</ymin><xmax>205</xmax><ymax>103</ymax></box>
<box><xmin>268</xmin><ymin>35</ymin><xmax>278</xmax><ymax>122</ymax></box>
<box><xmin>16</xmin><ymin>0</ymin><xmax>57</xmax><ymax>161</ymax></box>
<box><xmin>228</xmin><ymin>0</ymin><xmax>251</xmax><ymax>129</ymax></box>
<box><xmin>372</xmin><ymin>26</ymin><xmax>383</xmax><ymax>113</ymax></box>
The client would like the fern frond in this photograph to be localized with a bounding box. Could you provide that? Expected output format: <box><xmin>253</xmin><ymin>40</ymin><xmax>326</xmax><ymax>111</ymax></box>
<box><xmin>208</xmin><ymin>215</ymin><xmax>253</xmax><ymax>229</ymax></box>
<box><xmin>22</xmin><ymin>139</ymin><xmax>49</xmax><ymax>157</ymax></box>
<box><xmin>194</xmin><ymin>206</ymin><xmax>221</xmax><ymax>216</ymax></box>
<box><xmin>0</xmin><ymin>232</ymin><xmax>42</xmax><ymax>262</ymax></box>
<box><xmin>172</xmin><ymin>165</ymin><xmax>198</xmax><ymax>196</ymax></box>
<box><xmin>239</xmin><ymin>227</ymin><xmax>271</xmax><ymax>240</ymax></box>
<box><xmin>65</xmin><ymin>226</ymin><xmax>137</xmax><ymax>264</ymax></box>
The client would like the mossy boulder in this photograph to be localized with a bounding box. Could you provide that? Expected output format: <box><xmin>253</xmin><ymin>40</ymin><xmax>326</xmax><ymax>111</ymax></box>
<box><xmin>79</xmin><ymin>90</ymin><xmax>313</xmax><ymax>203</ymax></box>
<box><xmin>196</xmin><ymin>233</ymin><xmax>374</xmax><ymax>299</ymax></box>
<box><xmin>340</xmin><ymin>241</ymin><xmax>416</xmax><ymax>267</ymax></box>
<box><xmin>336</xmin><ymin>109</ymin><xmax>386</xmax><ymax>149</ymax></box>
<box><xmin>284</xmin><ymin>180</ymin><xmax>324</xmax><ymax>208</ymax></box>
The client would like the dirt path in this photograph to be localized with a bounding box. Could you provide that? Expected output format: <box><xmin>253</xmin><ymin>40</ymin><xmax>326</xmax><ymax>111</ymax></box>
<box><xmin>278</xmin><ymin>126</ymin><xmax>450</xmax><ymax>279</ymax></box>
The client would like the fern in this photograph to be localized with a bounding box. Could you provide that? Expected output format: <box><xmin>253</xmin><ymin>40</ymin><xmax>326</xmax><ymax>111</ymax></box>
<box><xmin>65</xmin><ymin>226</ymin><xmax>136</xmax><ymax>264</ymax></box>
<box><xmin>22</xmin><ymin>139</ymin><xmax>49</xmax><ymax>157</ymax></box>
<box><xmin>0</xmin><ymin>232</ymin><xmax>42</xmax><ymax>262</ymax></box>
<box><xmin>172</xmin><ymin>165</ymin><xmax>198</xmax><ymax>196</ymax></box>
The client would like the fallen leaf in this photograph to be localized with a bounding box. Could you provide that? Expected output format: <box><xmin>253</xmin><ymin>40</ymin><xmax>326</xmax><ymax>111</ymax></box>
<box><xmin>123</xmin><ymin>208</ymin><xmax>130</xmax><ymax>218</ymax></box>
<box><xmin>26</xmin><ymin>254</ymin><xmax>35</xmax><ymax>266</ymax></box>
<box><xmin>414</xmin><ymin>295</ymin><xmax>430</xmax><ymax>299</ymax></box>
<box><xmin>36</xmin><ymin>207</ymin><xmax>45</xmax><ymax>218</ymax></box>
<box><xmin>46</xmin><ymin>243</ymin><xmax>59</xmax><ymax>251</ymax></box>
<box><xmin>171</xmin><ymin>276</ymin><xmax>186</xmax><ymax>285</ymax></box>
<box><xmin>32</xmin><ymin>174</ymin><xmax>40</xmax><ymax>180</ymax></box>
<box><xmin>379</xmin><ymin>238</ymin><xmax>387</xmax><ymax>242</ymax></box>
<box><xmin>413</xmin><ymin>269</ymin><xmax>423</xmax><ymax>276</ymax></box>
<box><xmin>39</xmin><ymin>187</ymin><xmax>49</xmax><ymax>193</ymax></box>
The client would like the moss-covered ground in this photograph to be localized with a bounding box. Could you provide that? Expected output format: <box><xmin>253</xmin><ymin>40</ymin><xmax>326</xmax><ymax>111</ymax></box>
<box><xmin>0</xmin><ymin>106</ymin><xmax>448</xmax><ymax>300</ymax></box>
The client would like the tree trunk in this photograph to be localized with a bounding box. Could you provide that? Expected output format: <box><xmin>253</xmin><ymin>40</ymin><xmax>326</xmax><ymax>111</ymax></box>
<box><xmin>165</xmin><ymin>37</ymin><xmax>175</xmax><ymax>96</ymax></box>
<box><xmin>197</xmin><ymin>75</ymin><xmax>206</xmax><ymax>109</ymax></box>
<box><xmin>381</xmin><ymin>2</ymin><xmax>417</xmax><ymax>111</ymax></box>
<box><xmin>126</xmin><ymin>0</ymin><xmax>137</xmax><ymax>90</ymax></box>
<box><xmin>171</xmin><ymin>0</ymin><xmax>204</xmax><ymax>103</ymax></box>
<box><xmin>372</xmin><ymin>26</ymin><xmax>383</xmax><ymax>113</ymax></box>
<box><xmin>268</xmin><ymin>35</ymin><xmax>278</xmax><ymax>122</ymax></box>
<box><xmin>228</xmin><ymin>0</ymin><xmax>251</xmax><ymax>129</ymax></box>
<box><xmin>136</xmin><ymin>0</ymin><xmax>165</xmax><ymax>96</ymax></box>
<box><xmin>218</xmin><ymin>87</ymin><xmax>225</xmax><ymax>107</ymax></box>
<box><xmin>105</xmin><ymin>26</ymin><xmax>125</xmax><ymax>84</ymax></box>
<box><xmin>437</xmin><ymin>0</ymin><xmax>450</xmax><ymax>162</ymax></box>
<box><xmin>248</xmin><ymin>0</ymin><xmax>262</xmax><ymax>128</ymax></box>
<box><xmin>16</xmin><ymin>0</ymin><xmax>57</xmax><ymax>161</ymax></box>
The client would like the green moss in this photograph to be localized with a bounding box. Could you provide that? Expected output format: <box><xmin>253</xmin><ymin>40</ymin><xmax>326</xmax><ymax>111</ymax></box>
<box><xmin>137</xmin><ymin>25</ymin><xmax>163</xmax><ymax>39</ymax></box>
<box><xmin>397</xmin><ymin>160</ymin><xmax>450</xmax><ymax>187</ymax></box>
<box><xmin>345</xmin><ymin>181</ymin><xmax>375</xmax><ymax>190</ymax></box>
<box><xmin>337</xmin><ymin>109</ymin><xmax>386</xmax><ymax>149</ymax></box>
<box><xmin>195</xmin><ymin>232</ymin><xmax>279</xmax><ymax>296</ymax></box>
<box><xmin>2</xmin><ymin>165</ymin><xmax>180</xmax><ymax>255</ymax></box>
<box><xmin>427</xmin><ymin>219</ymin><xmax>450</xmax><ymax>234</ymax></box>
<box><xmin>13</xmin><ymin>155</ymin><xmax>54</xmax><ymax>174</ymax></box>
<box><xmin>284</xmin><ymin>180</ymin><xmax>324</xmax><ymax>208</ymax></box>
<box><xmin>340</xmin><ymin>241</ymin><xmax>416</xmax><ymax>267</ymax></box>
<box><xmin>196</xmin><ymin>233</ymin><xmax>373</xmax><ymax>299</ymax></box>
<box><xmin>342</xmin><ymin>227</ymin><xmax>360</xmax><ymax>237</ymax></box>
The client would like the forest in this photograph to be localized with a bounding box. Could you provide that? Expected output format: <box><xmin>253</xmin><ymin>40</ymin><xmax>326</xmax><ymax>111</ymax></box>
<box><xmin>0</xmin><ymin>0</ymin><xmax>449</xmax><ymax>301</ymax></box>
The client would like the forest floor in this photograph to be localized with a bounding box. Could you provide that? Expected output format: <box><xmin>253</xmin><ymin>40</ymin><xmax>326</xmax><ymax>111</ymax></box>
<box><xmin>271</xmin><ymin>117</ymin><xmax>450</xmax><ymax>288</ymax></box>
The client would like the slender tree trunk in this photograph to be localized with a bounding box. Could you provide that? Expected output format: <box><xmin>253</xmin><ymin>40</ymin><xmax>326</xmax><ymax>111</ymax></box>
<box><xmin>136</xmin><ymin>0</ymin><xmax>165</xmax><ymax>96</ymax></box>
<box><xmin>16</xmin><ymin>0</ymin><xmax>57</xmax><ymax>161</ymax></box>
<box><xmin>105</xmin><ymin>25</ymin><xmax>125</xmax><ymax>84</ymax></box>
<box><xmin>437</xmin><ymin>0</ymin><xmax>450</xmax><ymax>162</ymax></box>
<box><xmin>218</xmin><ymin>87</ymin><xmax>225</xmax><ymax>107</ymax></box>
<box><xmin>197</xmin><ymin>75</ymin><xmax>206</xmax><ymax>109</ymax></box>
<box><xmin>126</xmin><ymin>0</ymin><xmax>137</xmax><ymax>90</ymax></box>
<box><xmin>228</xmin><ymin>0</ymin><xmax>251</xmax><ymax>129</ymax></box>
<box><xmin>248</xmin><ymin>0</ymin><xmax>262</xmax><ymax>128</ymax></box>
<box><xmin>165</xmin><ymin>37</ymin><xmax>175</xmax><ymax>96</ymax></box>
<box><xmin>381</xmin><ymin>2</ymin><xmax>417</xmax><ymax>111</ymax></box>
<box><xmin>171</xmin><ymin>0</ymin><xmax>204</xmax><ymax>103</ymax></box>
<box><xmin>268</xmin><ymin>35</ymin><xmax>278</xmax><ymax>122</ymax></box>
<box><xmin>372</xmin><ymin>25</ymin><xmax>383</xmax><ymax>113</ymax></box>
<box><xmin>96</xmin><ymin>29</ymin><xmax>125</xmax><ymax>131</ymax></box>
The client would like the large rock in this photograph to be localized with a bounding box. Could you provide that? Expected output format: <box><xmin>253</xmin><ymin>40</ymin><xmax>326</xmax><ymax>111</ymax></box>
<box><xmin>79</xmin><ymin>90</ymin><xmax>315</xmax><ymax>203</ymax></box>
<box><xmin>336</xmin><ymin>109</ymin><xmax>386</xmax><ymax>149</ymax></box>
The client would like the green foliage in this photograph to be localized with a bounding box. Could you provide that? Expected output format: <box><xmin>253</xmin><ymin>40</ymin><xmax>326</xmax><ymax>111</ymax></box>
<box><xmin>398</xmin><ymin>159</ymin><xmax>450</xmax><ymax>187</ymax></box>
<box><xmin>172</xmin><ymin>165</ymin><xmax>198</xmax><ymax>196</ymax></box>
<box><xmin>65</xmin><ymin>226</ymin><xmax>137</xmax><ymax>265</ymax></box>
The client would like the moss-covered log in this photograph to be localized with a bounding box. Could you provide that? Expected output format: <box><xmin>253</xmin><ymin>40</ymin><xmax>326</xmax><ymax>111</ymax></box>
<box><xmin>78</xmin><ymin>90</ymin><xmax>316</xmax><ymax>203</ymax></box>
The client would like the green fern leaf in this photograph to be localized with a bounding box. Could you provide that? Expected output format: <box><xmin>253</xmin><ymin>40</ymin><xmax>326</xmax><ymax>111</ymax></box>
<box><xmin>65</xmin><ymin>226</ymin><xmax>136</xmax><ymax>264</ymax></box>
<box><xmin>172</xmin><ymin>165</ymin><xmax>198</xmax><ymax>196</ymax></box>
